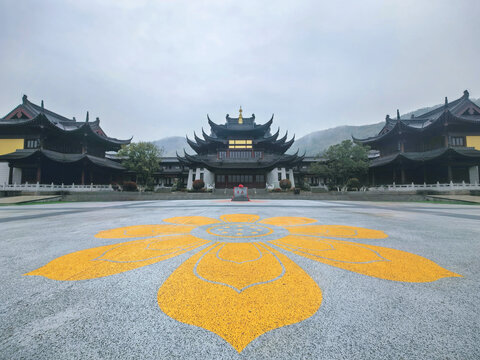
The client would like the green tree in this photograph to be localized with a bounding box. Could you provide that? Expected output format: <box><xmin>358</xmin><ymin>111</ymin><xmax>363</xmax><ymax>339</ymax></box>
<box><xmin>310</xmin><ymin>140</ymin><xmax>369</xmax><ymax>188</ymax></box>
<box><xmin>118</xmin><ymin>142</ymin><xmax>162</xmax><ymax>187</ymax></box>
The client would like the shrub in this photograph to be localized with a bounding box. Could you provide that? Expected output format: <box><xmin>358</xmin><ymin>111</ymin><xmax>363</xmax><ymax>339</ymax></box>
<box><xmin>123</xmin><ymin>181</ymin><xmax>138</xmax><ymax>192</ymax></box>
<box><xmin>272</xmin><ymin>188</ymin><xmax>282</xmax><ymax>192</ymax></box>
<box><xmin>192</xmin><ymin>179</ymin><xmax>205</xmax><ymax>191</ymax></box>
<box><xmin>301</xmin><ymin>182</ymin><xmax>311</xmax><ymax>191</ymax></box>
<box><xmin>279</xmin><ymin>179</ymin><xmax>292</xmax><ymax>190</ymax></box>
<box><xmin>346</xmin><ymin>177</ymin><xmax>361</xmax><ymax>191</ymax></box>
<box><xmin>173</xmin><ymin>178</ymin><xmax>185</xmax><ymax>190</ymax></box>
<box><xmin>110</xmin><ymin>182</ymin><xmax>120</xmax><ymax>191</ymax></box>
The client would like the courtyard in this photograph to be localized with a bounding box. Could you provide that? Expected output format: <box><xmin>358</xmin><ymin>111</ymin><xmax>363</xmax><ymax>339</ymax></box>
<box><xmin>0</xmin><ymin>199</ymin><xmax>479</xmax><ymax>359</ymax></box>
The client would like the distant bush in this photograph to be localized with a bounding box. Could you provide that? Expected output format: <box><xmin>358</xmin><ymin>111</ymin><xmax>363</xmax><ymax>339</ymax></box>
<box><xmin>301</xmin><ymin>182</ymin><xmax>311</xmax><ymax>191</ymax></box>
<box><xmin>192</xmin><ymin>179</ymin><xmax>205</xmax><ymax>191</ymax></box>
<box><xmin>279</xmin><ymin>179</ymin><xmax>292</xmax><ymax>190</ymax></box>
<box><xmin>171</xmin><ymin>178</ymin><xmax>185</xmax><ymax>191</ymax></box>
<box><xmin>123</xmin><ymin>181</ymin><xmax>138</xmax><ymax>192</ymax></box>
<box><xmin>346</xmin><ymin>178</ymin><xmax>361</xmax><ymax>191</ymax></box>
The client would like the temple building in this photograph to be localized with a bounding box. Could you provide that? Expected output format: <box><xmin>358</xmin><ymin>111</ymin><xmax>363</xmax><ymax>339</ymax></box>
<box><xmin>354</xmin><ymin>90</ymin><xmax>480</xmax><ymax>185</ymax></box>
<box><xmin>0</xmin><ymin>95</ymin><xmax>131</xmax><ymax>185</ymax></box>
<box><xmin>176</xmin><ymin>108</ymin><xmax>306</xmax><ymax>189</ymax></box>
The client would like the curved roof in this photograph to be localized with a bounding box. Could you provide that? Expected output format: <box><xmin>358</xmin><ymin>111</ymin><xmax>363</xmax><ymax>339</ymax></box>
<box><xmin>354</xmin><ymin>90</ymin><xmax>480</xmax><ymax>145</ymax></box>
<box><xmin>207</xmin><ymin>114</ymin><xmax>274</xmax><ymax>138</ymax></box>
<box><xmin>1</xmin><ymin>95</ymin><xmax>131</xmax><ymax>148</ymax></box>
<box><xmin>369</xmin><ymin>147</ymin><xmax>480</xmax><ymax>168</ymax></box>
<box><xmin>187</xmin><ymin>127</ymin><xmax>295</xmax><ymax>155</ymax></box>
<box><xmin>177</xmin><ymin>149</ymin><xmax>304</xmax><ymax>171</ymax></box>
<box><xmin>0</xmin><ymin>149</ymin><xmax>126</xmax><ymax>170</ymax></box>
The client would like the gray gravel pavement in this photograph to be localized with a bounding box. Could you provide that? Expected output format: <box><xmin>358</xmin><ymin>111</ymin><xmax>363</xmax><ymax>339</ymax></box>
<box><xmin>0</xmin><ymin>200</ymin><xmax>479</xmax><ymax>359</ymax></box>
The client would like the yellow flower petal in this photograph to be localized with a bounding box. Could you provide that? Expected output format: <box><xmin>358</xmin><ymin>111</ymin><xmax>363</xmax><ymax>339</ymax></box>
<box><xmin>285</xmin><ymin>225</ymin><xmax>388</xmax><ymax>239</ymax></box>
<box><xmin>158</xmin><ymin>242</ymin><xmax>322</xmax><ymax>352</ymax></box>
<box><xmin>274</xmin><ymin>235</ymin><xmax>384</xmax><ymax>263</ymax></box>
<box><xmin>25</xmin><ymin>235</ymin><xmax>209</xmax><ymax>281</ymax></box>
<box><xmin>163</xmin><ymin>216</ymin><xmax>220</xmax><ymax>226</ymax></box>
<box><xmin>196</xmin><ymin>243</ymin><xmax>284</xmax><ymax>291</ymax></box>
<box><xmin>220</xmin><ymin>214</ymin><xmax>260</xmax><ymax>223</ymax></box>
<box><xmin>259</xmin><ymin>216</ymin><xmax>317</xmax><ymax>226</ymax></box>
<box><xmin>271</xmin><ymin>237</ymin><xmax>461</xmax><ymax>282</ymax></box>
<box><xmin>95</xmin><ymin>224</ymin><xmax>195</xmax><ymax>239</ymax></box>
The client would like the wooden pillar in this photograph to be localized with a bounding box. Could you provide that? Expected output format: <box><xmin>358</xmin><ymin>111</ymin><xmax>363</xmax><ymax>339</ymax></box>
<box><xmin>447</xmin><ymin>165</ymin><xmax>453</xmax><ymax>182</ymax></box>
<box><xmin>8</xmin><ymin>165</ymin><xmax>13</xmax><ymax>184</ymax></box>
<box><xmin>401</xmin><ymin>167</ymin><xmax>406</xmax><ymax>184</ymax></box>
<box><xmin>36</xmin><ymin>162</ymin><xmax>42</xmax><ymax>183</ymax></box>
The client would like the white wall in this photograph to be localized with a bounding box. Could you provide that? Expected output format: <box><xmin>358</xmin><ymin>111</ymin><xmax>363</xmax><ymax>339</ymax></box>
<box><xmin>12</xmin><ymin>167</ymin><xmax>21</xmax><ymax>184</ymax></box>
<box><xmin>186</xmin><ymin>169</ymin><xmax>193</xmax><ymax>190</ymax></box>
<box><xmin>204</xmin><ymin>169</ymin><xmax>215</xmax><ymax>188</ymax></box>
<box><xmin>469</xmin><ymin>166</ymin><xmax>479</xmax><ymax>184</ymax></box>
<box><xmin>266</xmin><ymin>169</ymin><xmax>278</xmax><ymax>189</ymax></box>
<box><xmin>0</xmin><ymin>163</ymin><xmax>9</xmax><ymax>184</ymax></box>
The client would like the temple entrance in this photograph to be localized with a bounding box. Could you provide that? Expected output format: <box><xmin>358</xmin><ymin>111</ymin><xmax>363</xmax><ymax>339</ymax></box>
<box><xmin>215</xmin><ymin>174</ymin><xmax>266</xmax><ymax>189</ymax></box>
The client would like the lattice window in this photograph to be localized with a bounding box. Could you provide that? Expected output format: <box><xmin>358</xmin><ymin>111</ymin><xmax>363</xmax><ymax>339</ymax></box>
<box><xmin>228</xmin><ymin>139</ymin><xmax>253</xmax><ymax>149</ymax></box>
<box><xmin>450</xmin><ymin>136</ymin><xmax>465</xmax><ymax>147</ymax></box>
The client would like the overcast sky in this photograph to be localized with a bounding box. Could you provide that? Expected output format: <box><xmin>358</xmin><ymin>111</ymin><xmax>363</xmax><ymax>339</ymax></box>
<box><xmin>1</xmin><ymin>0</ymin><xmax>479</xmax><ymax>141</ymax></box>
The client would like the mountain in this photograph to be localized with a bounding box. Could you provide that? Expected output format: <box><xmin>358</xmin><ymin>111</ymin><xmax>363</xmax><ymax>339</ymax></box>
<box><xmin>152</xmin><ymin>136</ymin><xmax>188</xmax><ymax>156</ymax></box>
<box><xmin>152</xmin><ymin>98</ymin><xmax>480</xmax><ymax>156</ymax></box>
<box><xmin>288</xmin><ymin>122</ymin><xmax>385</xmax><ymax>156</ymax></box>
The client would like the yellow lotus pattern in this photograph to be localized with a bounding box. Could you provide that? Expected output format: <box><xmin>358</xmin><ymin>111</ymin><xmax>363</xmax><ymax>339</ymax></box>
<box><xmin>26</xmin><ymin>214</ymin><xmax>460</xmax><ymax>352</ymax></box>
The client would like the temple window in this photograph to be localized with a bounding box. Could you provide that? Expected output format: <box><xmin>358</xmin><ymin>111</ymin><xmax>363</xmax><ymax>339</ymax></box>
<box><xmin>228</xmin><ymin>139</ymin><xmax>252</xmax><ymax>149</ymax></box>
<box><xmin>450</xmin><ymin>136</ymin><xmax>465</xmax><ymax>147</ymax></box>
<box><xmin>25</xmin><ymin>139</ymin><xmax>40</xmax><ymax>149</ymax></box>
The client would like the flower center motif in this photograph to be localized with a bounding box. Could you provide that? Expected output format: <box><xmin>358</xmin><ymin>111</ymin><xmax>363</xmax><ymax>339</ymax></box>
<box><xmin>191</xmin><ymin>222</ymin><xmax>289</xmax><ymax>243</ymax></box>
<box><xmin>206</xmin><ymin>224</ymin><xmax>273</xmax><ymax>238</ymax></box>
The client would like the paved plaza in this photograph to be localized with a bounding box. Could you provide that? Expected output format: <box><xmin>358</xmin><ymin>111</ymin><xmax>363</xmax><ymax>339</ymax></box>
<box><xmin>0</xmin><ymin>199</ymin><xmax>479</xmax><ymax>359</ymax></box>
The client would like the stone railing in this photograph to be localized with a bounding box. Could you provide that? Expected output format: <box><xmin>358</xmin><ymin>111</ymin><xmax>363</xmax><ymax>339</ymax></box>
<box><xmin>1</xmin><ymin>182</ymin><xmax>114</xmax><ymax>192</ymax></box>
<box><xmin>369</xmin><ymin>181</ymin><xmax>480</xmax><ymax>192</ymax></box>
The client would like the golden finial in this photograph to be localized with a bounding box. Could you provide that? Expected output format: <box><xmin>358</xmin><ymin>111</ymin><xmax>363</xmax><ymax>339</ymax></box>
<box><xmin>238</xmin><ymin>106</ymin><xmax>243</xmax><ymax>124</ymax></box>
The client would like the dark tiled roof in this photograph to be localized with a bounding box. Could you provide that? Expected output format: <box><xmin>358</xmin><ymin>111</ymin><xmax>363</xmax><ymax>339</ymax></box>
<box><xmin>354</xmin><ymin>90</ymin><xmax>480</xmax><ymax>144</ymax></box>
<box><xmin>370</xmin><ymin>147</ymin><xmax>480</xmax><ymax>167</ymax></box>
<box><xmin>1</xmin><ymin>96</ymin><xmax>131</xmax><ymax>146</ymax></box>
<box><xmin>0</xmin><ymin>149</ymin><xmax>126</xmax><ymax>170</ymax></box>
<box><xmin>177</xmin><ymin>150</ymin><xmax>304</xmax><ymax>171</ymax></box>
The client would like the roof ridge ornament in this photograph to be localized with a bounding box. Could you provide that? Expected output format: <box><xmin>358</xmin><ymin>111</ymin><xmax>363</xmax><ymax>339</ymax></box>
<box><xmin>463</xmin><ymin>89</ymin><xmax>469</xmax><ymax>99</ymax></box>
<box><xmin>86</xmin><ymin>111</ymin><xmax>89</xmax><ymax>122</ymax></box>
<box><xmin>238</xmin><ymin>106</ymin><xmax>243</xmax><ymax>124</ymax></box>
<box><xmin>41</xmin><ymin>100</ymin><xmax>44</xmax><ymax>110</ymax></box>
<box><xmin>22</xmin><ymin>94</ymin><xmax>28</xmax><ymax>104</ymax></box>
<box><xmin>397</xmin><ymin>109</ymin><xmax>400</xmax><ymax>120</ymax></box>
<box><xmin>385</xmin><ymin>114</ymin><xmax>390</xmax><ymax>122</ymax></box>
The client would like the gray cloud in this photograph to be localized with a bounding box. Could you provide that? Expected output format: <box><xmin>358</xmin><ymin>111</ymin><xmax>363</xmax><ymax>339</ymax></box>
<box><xmin>1</xmin><ymin>0</ymin><xmax>479</xmax><ymax>141</ymax></box>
